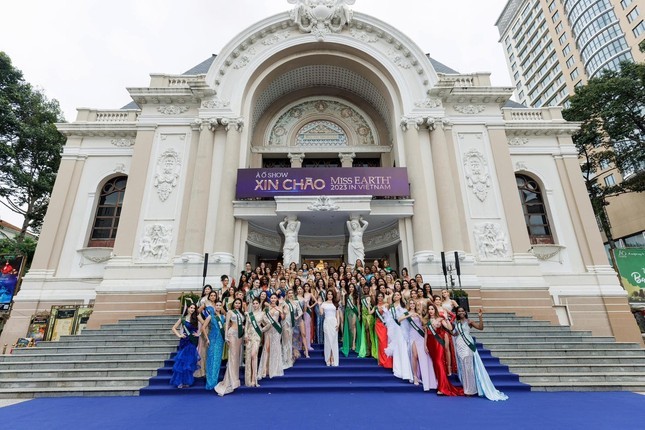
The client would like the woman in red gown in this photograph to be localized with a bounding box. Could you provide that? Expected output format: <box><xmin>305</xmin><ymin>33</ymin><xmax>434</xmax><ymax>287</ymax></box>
<box><xmin>374</xmin><ymin>292</ymin><xmax>393</xmax><ymax>369</ymax></box>
<box><xmin>425</xmin><ymin>303</ymin><xmax>464</xmax><ymax>396</ymax></box>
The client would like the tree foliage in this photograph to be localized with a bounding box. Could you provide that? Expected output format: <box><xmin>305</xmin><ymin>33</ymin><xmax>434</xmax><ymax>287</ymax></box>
<box><xmin>0</xmin><ymin>51</ymin><xmax>66</xmax><ymax>240</ymax></box>
<box><xmin>0</xmin><ymin>235</ymin><xmax>37</xmax><ymax>269</ymax></box>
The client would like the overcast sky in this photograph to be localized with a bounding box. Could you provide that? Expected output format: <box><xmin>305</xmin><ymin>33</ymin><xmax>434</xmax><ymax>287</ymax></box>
<box><xmin>0</xmin><ymin>0</ymin><xmax>512</xmax><ymax>227</ymax></box>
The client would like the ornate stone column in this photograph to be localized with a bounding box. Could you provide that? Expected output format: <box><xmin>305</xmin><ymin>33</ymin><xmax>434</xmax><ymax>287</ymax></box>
<box><xmin>339</xmin><ymin>152</ymin><xmax>355</xmax><ymax>167</ymax></box>
<box><xmin>288</xmin><ymin>152</ymin><xmax>305</xmax><ymax>168</ymax></box>
<box><xmin>181</xmin><ymin>119</ymin><xmax>215</xmax><ymax>257</ymax></box>
<box><xmin>113</xmin><ymin>126</ymin><xmax>157</xmax><ymax>257</ymax></box>
<box><xmin>430</xmin><ymin>120</ymin><xmax>466</xmax><ymax>254</ymax></box>
<box><xmin>400</xmin><ymin>116</ymin><xmax>436</xmax><ymax>273</ymax></box>
<box><xmin>212</xmin><ymin>118</ymin><xmax>244</xmax><ymax>274</ymax></box>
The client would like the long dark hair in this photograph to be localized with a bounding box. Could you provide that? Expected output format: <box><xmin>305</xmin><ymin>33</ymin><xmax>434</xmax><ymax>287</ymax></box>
<box><xmin>201</xmin><ymin>284</ymin><xmax>213</xmax><ymax>297</ymax></box>
<box><xmin>184</xmin><ymin>304</ymin><xmax>199</xmax><ymax>328</ymax></box>
<box><xmin>325</xmin><ymin>289</ymin><xmax>338</xmax><ymax>307</ymax></box>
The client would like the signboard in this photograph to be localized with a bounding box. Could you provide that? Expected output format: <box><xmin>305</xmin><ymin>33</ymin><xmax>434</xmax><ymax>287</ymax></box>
<box><xmin>0</xmin><ymin>255</ymin><xmax>24</xmax><ymax>305</ymax></box>
<box><xmin>236</xmin><ymin>167</ymin><xmax>410</xmax><ymax>199</ymax></box>
<box><xmin>613</xmin><ymin>248</ymin><xmax>645</xmax><ymax>303</ymax></box>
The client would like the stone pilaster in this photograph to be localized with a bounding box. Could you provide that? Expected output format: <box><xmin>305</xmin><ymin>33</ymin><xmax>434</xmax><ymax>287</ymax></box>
<box><xmin>339</xmin><ymin>152</ymin><xmax>355</xmax><ymax>167</ymax></box>
<box><xmin>288</xmin><ymin>152</ymin><xmax>305</xmax><ymax>168</ymax></box>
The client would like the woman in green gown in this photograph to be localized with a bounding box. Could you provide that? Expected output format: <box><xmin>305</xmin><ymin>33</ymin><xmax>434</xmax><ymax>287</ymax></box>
<box><xmin>358</xmin><ymin>284</ymin><xmax>377</xmax><ymax>359</ymax></box>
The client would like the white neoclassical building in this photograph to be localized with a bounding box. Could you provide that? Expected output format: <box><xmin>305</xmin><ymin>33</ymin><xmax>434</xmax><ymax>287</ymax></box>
<box><xmin>1</xmin><ymin>1</ymin><xmax>641</xmax><ymax>345</ymax></box>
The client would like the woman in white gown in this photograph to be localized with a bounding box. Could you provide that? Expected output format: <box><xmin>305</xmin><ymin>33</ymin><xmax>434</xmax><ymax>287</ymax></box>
<box><xmin>384</xmin><ymin>291</ymin><xmax>413</xmax><ymax>382</ymax></box>
<box><xmin>258</xmin><ymin>294</ymin><xmax>284</xmax><ymax>380</ymax></box>
<box><xmin>398</xmin><ymin>299</ymin><xmax>437</xmax><ymax>391</ymax></box>
<box><xmin>318</xmin><ymin>289</ymin><xmax>340</xmax><ymax>367</ymax></box>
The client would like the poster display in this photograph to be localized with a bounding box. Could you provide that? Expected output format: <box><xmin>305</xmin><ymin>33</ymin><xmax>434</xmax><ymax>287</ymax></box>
<box><xmin>46</xmin><ymin>305</ymin><xmax>78</xmax><ymax>341</ymax></box>
<box><xmin>26</xmin><ymin>313</ymin><xmax>51</xmax><ymax>341</ymax></box>
<box><xmin>613</xmin><ymin>248</ymin><xmax>645</xmax><ymax>303</ymax></box>
<box><xmin>0</xmin><ymin>255</ymin><xmax>24</xmax><ymax>305</ymax></box>
<box><xmin>236</xmin><ymin>167</ymin><xmax>410</xmax><ymax>199</ymax></box>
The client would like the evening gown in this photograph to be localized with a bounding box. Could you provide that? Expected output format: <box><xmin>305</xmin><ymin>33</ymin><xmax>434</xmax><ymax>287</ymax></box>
<box><xmin>321</xmin><ymin>302</ymin><xmax>339</xmax><ymax>366</ymax></box>
<box><xmin>215</xmin><ymin>311</ymin><xmax>244</xmax><ymax>396</ymax></box>
<box><xmin>204</xmin><ymin>307</ymin><xmax>225</xmax><ymax>390</ymax></box>
<box><xmin>341</xmin><ymin>296</ymin><xmax>361</xmax><ymax>357</ymax></box>
<box><xmin>302</xmin><ymin>294</ymin><xmax>313</xmax><ymax>350</ymax></box>
<box><xmin>258</xmin><ymin>307</ymin><xmax>284</xmax><ymax>379</ymax></box>
<box><xmin>357</xmin><ymin>297</ymin><xmax>375</xmax><ymax>359</ymax></box>
<box><xmin>454</xmin><ymin>320</ymin><xmax>508</xmax><ymax>401</ymax></box>
<box><xmin>282</xmin><ymin>300</ymin><xmax>302</xmax><ymax>369</ymax></box>
<box><xmin>244</xmin><ymin>311</ymin><xmax>265</xmax><ymax>387</ymax></box>
<box><xmin>426</xmin><ymin>320</ymin><xmax>464</xmax><ymax>396</ymax></box>
<box><xmin>408</xmin><ymin>314</ymin><xmax>437</xmax><ymax>391</ymax></box>
<box><xmin>375</xmin><ymin>306</ymin><xmax>393</xmax><ymax>368</ymax></box>
<box><xmin>384</xmin><ymin>305</ymin><xmax>413</xmax><ymax>381</ymax></box>
<box><xmin>170</xmin><ymin>319</ymin><xmax>200</xmax><ymax>387</ymax></box>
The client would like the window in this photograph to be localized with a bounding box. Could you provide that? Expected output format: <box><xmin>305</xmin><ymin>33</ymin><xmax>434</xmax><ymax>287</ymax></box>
<box><xmin>627</xmin><ymin>7</ymin><xmax>639</xmax><ymax>23</ymax></box>
<box><xmin>563</xmin><ymin>44</ymin><xmax>571</xmax><ymax>56</ymax></box>
<box><xmin>516</xmin><ymin>174</ymin><xmax>554</xmax><ymax>244</ymax></box>
<box><xmin>552</xmin><ymin>11</ymin><xmax>560</xmax><ymax>22</ymax></box>
<box><xmin>549</xmin><ymin>1</ymin><xmax>556</xmax><ymax>12</ymax></box>
<box><xmin>604</xmin><ymin>174</ymin><xmax>616</xmax><ymax>187</ymax></box>
<box><xmin>566</xmin><ymin>56</ymin><xmax>575</xmax><ymax>68</ymax></box>
<box><xmin>599</xmin><ymin>159</ymin><xmax>610</xmax><ymax>170</ymax></box>
<box><xmin>262</xmin><ymin>158</ymin><xmax>291</xmax><ymax>168</ymax></box>
<box><xmin>570</xmin><ymin>68</ymin><xmax>579</xmax><ymax>79</ymax></box>
<box><xmin>558</xmin><ymin>33</ymin><xmax>567</xmax><ymax>45</ymax></box>
<box><xmin>555</xmin><ymin>22</ymin><xmax>563</xmax><ymax>33</ymax></box>
<box><xmin>621</xmin><ymin>0</ymin><xmax>633</xmax><ymax>9</ymax></box>
<box><xmin>634</xmin><ymin>20</ymin><xmax>645</xmax><ymax>37</ymax></box>
<box><xmin>89</xmin><ymin>176</ymin><xmax>128</xmax><ymax>247</ymax></box>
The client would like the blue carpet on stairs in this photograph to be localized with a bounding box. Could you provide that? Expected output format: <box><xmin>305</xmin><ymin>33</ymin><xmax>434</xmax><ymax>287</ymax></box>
<box><xmin>141</xmin><ymin>343</ymin><xmax>529</xmax><ymax>394</ymax></box>
<box><xmin>1</xmin><ymin>391</ymin><xmax>644</xmax><ymax>430</ymax></box>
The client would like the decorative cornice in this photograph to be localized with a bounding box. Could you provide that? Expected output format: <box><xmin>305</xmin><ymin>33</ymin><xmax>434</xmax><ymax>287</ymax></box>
<box><xmin>400</xmin><ymin>116</ymin><xmax>435</xmax><ymax>132</ymax></box>
<box><xmin>307</xmin><ymin>196</ymin><xmax>340</xmax><ymax>211</ymax></box>
<box><xmin>508</xmin><ymin>137</ymin><xmax>529</xmax><ymax>146</ymax></box>
<box><xmin>201</xmin><ymin>98</ymin><xmax>230</xmax><ymax>109</ymax></box>
<box><xmin>454</xmin><ymin>104</ymin><xmax>486</xmax><ymax>114</ymax></box>
<box><xmin>111</xmin><ymin>138</ymin><xmax>135</xmax><ymax>147</ymax></box>
<box><xmin>414</xmin><ymin>97</ymin><xmax>442</xmax><ymax>109</ymax></box>
<box><xmin>157</xmin><ymin>106</ymin><xmax>189</xmax><ymax>115</ymax></box>
<box><xmin>289</xmin><ymin>0</ymin><xmax>354</xmax><ymax>41</ymax></box>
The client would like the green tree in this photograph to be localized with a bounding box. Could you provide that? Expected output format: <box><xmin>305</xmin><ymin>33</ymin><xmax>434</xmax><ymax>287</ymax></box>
<box><xmin>0</xmin><ymin>51</ymin><xmax>66</xmax><ymax>241</ymax></box>
<box><xmin>0</xmin><ymin>236</ymin><xmax>37</xmax><ymax>269</ymax></box>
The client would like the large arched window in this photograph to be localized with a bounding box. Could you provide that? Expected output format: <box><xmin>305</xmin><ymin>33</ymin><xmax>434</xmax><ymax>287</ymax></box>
<box><xmin>516</xmin><ymin>174</ymin><xmax>554</xmax><ymax>245</ymax></box>
<box><xmin>88</xmin><ymin>176</ymin><xmax>127</xmax><ymax>247</ymax></box>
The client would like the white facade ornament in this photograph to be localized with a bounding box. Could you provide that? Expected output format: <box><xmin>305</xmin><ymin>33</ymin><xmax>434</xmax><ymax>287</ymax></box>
<box><xmin>474</xmin><ymin>223</ymin><xmax>509</xmax><ymax>260</ymax></box>
<box><xmin>364</xmin><ymin>227</ymin><xmax>400</xmax><ymax>249</ymax></box>
<box><xmin>308</xmin><ymin>196</ymin><xmax>340</xmax><ymax>211</ymax></box>
<box><xmin>454</xmin><ymin>104</ymin><xmax>486</xmax><ymax>114</ymax></box>
<box><xmin>349</xmin><ymin>28</ymin><xmax>379</xmax><ymax>43</ymax></box>
<box><xmin>262</xmin><ymin>30</ymin><xmax>291</xmax><ymax>45</ymax></box>
<box><xmin>463</xmin><ymin>148</ymin><xmax>491</xmax><ymax>202</ymax></box>
<box><xmin>201</xmin><ymin>98</ymin><xmax>230</xmax><ymax>109</ymax></box>
<box><xmin>414</xmin><ymin>97</ymin><xmax>442</xmax><ymax>109</ymax></box>
<box><xmin>288</xmin><ymin>0</ymin><xmax>355</xmax><ymax>40</ymax></box>
<box><xmin>111</xmin><ymin>138</ymin><xmax>134</xmax><ymax>147</ymax></box>
<box><xmin>157</xmin><ymin>105</ymin><xmax>189</xmax><ymax>115</ymax></box>
<box><xmin>514</xmin><ymin>161</ymin><xmax>528</xmax><ymax>171</ymax></box>
<box><xmin>247</xmin><ymin>230</ymin><xmax>282</xmax><ymax>250</ymax></box>
<box><xmin>233</xmin><ymin>48</ymin><xmax>256</xmax><ymax>69</ymax></box>
<box><xmin>280</xmin><ymin>217</ymin><xmax>301</xmax><ymax>265</ymax></box>
<box><xmin>388</xmin><ymin>49</ymin><xmax>413</xmax><ymax>69</ymax></box>
<box><xmin>113</xmin><ymin>163</ymin><xmax>126</xmax><ymax>174</ymax></box>
<box><xmin>154</xmin><ymin>149</ymin><xmax>182</xmax><ymax>202</ymax></box>
<box><xmin>508</xmin><ymin>137</ymin><xmax>529</xmax><ymax>146</ymax></box>
<box><xmin>139</xmin><ymin>224</ymin><xmax>173</xmax><ymax>260</ymax></box>
<box><xmin>347</xmin><ymin>215</ymin><xmax>368</xmax><ymax>266</ymax></box>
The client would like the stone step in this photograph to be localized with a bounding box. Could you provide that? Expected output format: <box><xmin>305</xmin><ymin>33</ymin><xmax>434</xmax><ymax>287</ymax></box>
<box><xmin>0</xmin><ymin>352</ymin><xmax>172</xmax><ymax>362</ymax></box>
<box><xmin>0</xmin><ymin>376</ymin><xmax>150</xmax><ymax>389</ymax></box>
<box><xmin>491</xmin><ymin>348</ymin><xmax>645</xmax><ymax>357</ymax></box>
<box><xmin>39</xmin><ymin>339</ymin><xmax>178</xmax><ymax>347</ymax></box>
<box><xmin>478</xmin><ymin>336</ymin><xmax>617</xmax><ymax>343</ymax></box>
<box><xmin>472</xmin><ymin>327</ymin><xmax>584</xmax><ymax>333</ymax></box>
<box><xmin>501</xmin><ymin>356</ymin><xmax>645</xmax><ymax>365</ymax></box>
<box><xmin>510</xmin><ymin>364</ymin><xmax>645</xmax><ymax>373</ymax></box>
<box><xmin>529</xmin><ymin>382</ymin><xmax>645</xmax><ymax>392</ymax></box>
<box><xmin>474</xmin><ymin>331</ymin><xmax>594</xmax><ymax>338</ymax></box>
<box><xmin>80</xmin><ymin>329</ymin><xmax>175</xmax><ymax>335</ymax></box>
<box><xmin>100</xmin><ymin>323</ymin><xmax>174</xmax><ymax>330</ymax></box>
<box><xmin>59</xmin><ymin>333</ymin><xmax>177</xmax><ymax>341</ymax></box>
<box><xmin>478</xmin><ymin>321</ymin><xmax>555</xmax><ymax>326</ymax></box>
<box><xmin>0</xmin><ymin>386</ymin><xmax>140</xmax><ymax>399</ymax></box>
<box><xmin>10</xmin><ymin>345</ymin><xmax>175</xmax><ymax>355</ymax></box>
<box><xmin>520</xmin><ymin>373</ymin><xmax>645</xmax><ymax>383</ymax></box>
<box><xmin>0</xmin><ymin>359</ymin><xmax>167</xmax><ymax>370</ymax></box>
<box><xmin>0</xmin><ymin>368</ymin><xmax>158</xmax><ymax>379</ymax></box>
<box><xmin>478</xmin><ymin>342</ymin><xmax>633</xmax><ymax>350</ymax></box>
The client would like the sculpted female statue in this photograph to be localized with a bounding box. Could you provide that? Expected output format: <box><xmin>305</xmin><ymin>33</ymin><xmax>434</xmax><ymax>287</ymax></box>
<box><xmin>347</xmin><ymin>216</ymin><xmax>368</xmax><ymax>267</ymax></box>
<box><xmin>280</xmin><ymin>217</ymin><xmax>301</xmax><ymax>266</ymax></box>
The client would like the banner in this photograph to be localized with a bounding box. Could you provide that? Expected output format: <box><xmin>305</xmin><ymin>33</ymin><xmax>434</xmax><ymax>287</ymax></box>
<box><xmin>236</xmin><ymin>167</ymin><xmax>410</xmax><ymax>199</ymax></box>
<box><xmin>0</xmin><ymin>255</ymin><xmax>24</xmax><ymax>305</ymax></box>
<box><xmin>613</xmin><ymin>248</ymin><xmax>645</xmax><ymax>303</ymax></box>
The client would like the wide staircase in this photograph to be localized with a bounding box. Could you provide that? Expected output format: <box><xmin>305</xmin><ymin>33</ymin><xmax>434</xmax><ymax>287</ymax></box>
<box><xmin>0</xmin><ymin>313</ymin><xmax>643</xmax><ymax>397</ymax></box>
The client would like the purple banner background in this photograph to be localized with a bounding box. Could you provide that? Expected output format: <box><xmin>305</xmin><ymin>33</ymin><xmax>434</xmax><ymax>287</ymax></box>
<box><xmin>236</xmin><ymin>168</ymin><xmax>410</xmax><ymax>198</ymax></box>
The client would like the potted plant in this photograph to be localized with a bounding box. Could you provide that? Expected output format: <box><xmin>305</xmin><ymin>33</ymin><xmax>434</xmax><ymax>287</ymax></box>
<box><xmin>178</xmin><ymin>292</ymin><xmax>200</xmax><ymax>313</ymax></box>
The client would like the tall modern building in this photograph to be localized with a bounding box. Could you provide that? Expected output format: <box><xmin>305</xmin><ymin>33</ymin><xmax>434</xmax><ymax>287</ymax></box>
<box><xmin>496</xmin><ymin>0</ymin><xmax>645</xmax><ymax>258</ymax></box>
<box><xmin>496</xmin><ymin>0</ymin><xmax>644</xmax><ymax>108</ymax></box>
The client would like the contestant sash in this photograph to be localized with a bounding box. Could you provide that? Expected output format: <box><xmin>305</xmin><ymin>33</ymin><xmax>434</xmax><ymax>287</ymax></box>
<box><xmin>390</xmin><ymin>305</ymin><xmax>400</xmax><ymax>325</ymax></box>
<box><xmin>249</xmin><ymin>312</ymin><xmax>262</xmax><ymax>338</ymax></box>
<box><xmin>215</xmin><ymin>315</ymin><xmax>225</xmax><ymax>338</ymax></box>
<box><xmin>347</xmin><ymin>297</ymin><xmax>358</xmax><ymax>316</ymax></box>
<box><xmin>457</xmin><ymin>321</ymin><xmax>477</xmax><ymax>352</ymax></box>
<box><xmin>287</xmin><ymin>301</ymin><xmax>295</xmax><ymax>327</ymax></box>
<box><xmin>426</xmin><ymin>320</ymin><xmax>445</xmax><ymax>347</ymax></box>
<box><xmin>375</xmin><ymin>306</ymin><xmax>386</xmax><ymax>324</ymax></box>
<box><xmin>267</xmin><ymin>309</ymin><xmax>282</xmax><ymax>334</ymax></box>
<box><xmin>233</xmin><ymin>310</ymin><xmax>244</xmax><ymax>338</ymax></box>
<box><xmin>404</xmin><ymin>312</ymin><xmax>425</xmax><ymax>338</ymax></box>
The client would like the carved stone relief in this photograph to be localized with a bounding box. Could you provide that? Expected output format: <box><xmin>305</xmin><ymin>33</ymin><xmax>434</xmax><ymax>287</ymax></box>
<box><xmin>262</xmin><ymin>30</ymin><xmax>291</xmax><ymax>45</ymax></box>
<box><xmin>154</xmin><ymin>149</ymin><xmax>181</xmax><ymax>202</ymax></box>
<box><xmin>247</xmin><ymin>230</ymin><xmax>281</xmax><ymax>251</ymax></box>
<box><xmin>508</xmin><ymin>137</ymin><xmax>529</xmax><ymax>146</ymax></box>
<box><xmin>414</xmin><ymin>97</ymin><xmax>442</xmax><ymax>109</ymax></box>
<box><xmin>454</xmin><ymin>104</ymin><xmax>485</xmax><ymax>114</ymax></box>
<box><xmin>269</xmin><ymin>99</ymin><xmax>374</xmax><ymax>146</ymax></box>
<box><xmin>474</xmin><ymin>223</ymin><xmax>509</xmax><ymax>260</ymax></box>
<box><xmin>111</xmin><ymin>138</ymin><xmax>134</xmax><ymax>147</ymax></box>
<box><xmin>364</xmin><ymin>227</ymin><xmax>400</xmax><ymax>249</ymax></box>
<box><xmin>288</xmin><ymin>0</ymin><xmax>354</xmax><ymax>40</ymax></box>
<box><xmin>463</xmin><ymin>148</ymin><xmax>491</xmax><ymax>202</ymax></box>
<box><xmin>201</xmin><ymin>98</ymin><xmax>230</xmax><ymax>109</ymax></box>
<box><xmin>349</xmin><ymin>28</ymin><xmax>378</xmax><ymax>43</ymax></box>
<box><xmin>307</xmin><ymin>196</ymin><xmax>340</xmax><ymax>211</ymax></box>
<box><xmin>139</xmin><ymin>224</ymin><xmax>173</xmax><ymax>260</ymax></box>
<box><xmin>157</xmin><ymin>106</ymin><xmax>189</xmax><ymax>115</ymax></box>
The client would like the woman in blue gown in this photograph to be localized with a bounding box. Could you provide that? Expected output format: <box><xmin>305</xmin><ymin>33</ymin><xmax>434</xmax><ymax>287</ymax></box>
<box><xmin>170</xmin><ymin>303</ymin><xmax>201</xmax><ymax>388</ymax></box>
<box><xmin>201</xmin><ymin>293</ymin><xmax>226</xmax><ymax>390</ymax></box>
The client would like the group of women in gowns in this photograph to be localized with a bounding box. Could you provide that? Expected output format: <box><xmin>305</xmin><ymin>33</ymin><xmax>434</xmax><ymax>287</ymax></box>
<box><xmin>170</xmin><ymin>260</ymin><xmax>507</xmax><ymax>401</ymax></box>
